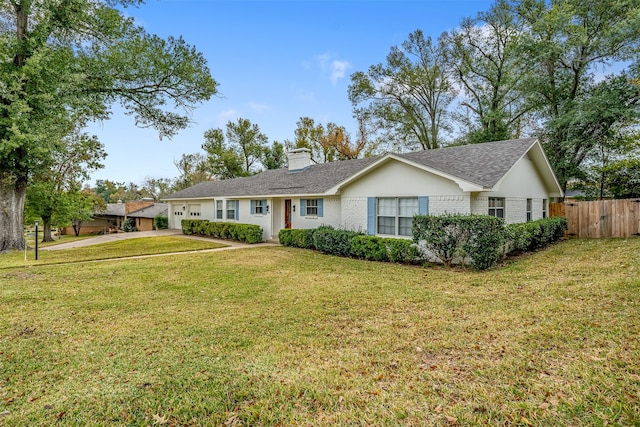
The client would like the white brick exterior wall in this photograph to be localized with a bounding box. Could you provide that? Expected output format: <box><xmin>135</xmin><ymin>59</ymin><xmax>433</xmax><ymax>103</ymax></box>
<box><xmin>291</xmin><ymin>196</ymin><xmax>341</xmax><ymax>230</ymax></box>
<box><xmin>341</xmin><ymin>197</ymin><xmax>368</xmax><ymax>232</ymax></box>
<box><xmin>428</xmin><ymin>195</ymin><xmax>471</xmax><ymax>215</ymax></box>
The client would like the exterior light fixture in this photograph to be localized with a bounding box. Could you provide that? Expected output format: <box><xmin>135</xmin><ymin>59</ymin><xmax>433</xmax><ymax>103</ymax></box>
<box><xmin>292</xmin><ymin>205</ymin><xmax>296</xmax><ymax>212</ymax></box>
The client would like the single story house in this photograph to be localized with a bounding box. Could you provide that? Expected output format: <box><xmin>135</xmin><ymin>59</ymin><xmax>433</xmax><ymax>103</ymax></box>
<box><xmin>163</xmin><ymin>138</ymin><xmax>563</xmax><ymax>241</ymax></box>
<box><xmin>61</xmin><ymin>200</ymin><xmax>168</xmax><ymax>235</ymax></box>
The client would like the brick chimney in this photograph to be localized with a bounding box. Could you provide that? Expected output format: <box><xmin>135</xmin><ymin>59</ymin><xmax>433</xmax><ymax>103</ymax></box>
<box><xmin>288</xmin><ymin>148</ymin><xmax>312</xmax><ymax>172</ymax></box>
<box><xmin>125</xmin><ymin>200</ymin><xmax>154</xmax><ymax>215</ymax></box>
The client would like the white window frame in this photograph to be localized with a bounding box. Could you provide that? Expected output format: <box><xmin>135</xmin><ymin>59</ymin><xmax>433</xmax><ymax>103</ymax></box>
<box><xmin>216</xmin><ymin>200</ymin><xmax>223</xmax><ymax>220</ymax></box>
<box><xmin>226</xmin><ymin>200</ymin><xmax>237</xmax><ymax>220</ymax></box>
<box><xmin>305</xmin><ymin>199</ymin><xmax>318</xmax><ymax>216</ymax></box>
<box><xmin>488</xmin><ymin>197</ymin><xmax>505</xmax><ymax>219</ymax></box>
<box><xmin>526</xmin><ymin>198</ymin><xmax>532</xmax><ymax>222</ymax></box>
<box><xmin>376</xmin><ymin>197</ymin><xmax>418</xmax><ymax>237</ymax></box>
<box><xmin>253</xmin><ymin>200</ymin><xmax>264</xmax><ymax>215</ymax></box>
<box><xmin>542</xmin><ymin>199</ymin><xmax>548</xmax><ymax>218</ymax></box>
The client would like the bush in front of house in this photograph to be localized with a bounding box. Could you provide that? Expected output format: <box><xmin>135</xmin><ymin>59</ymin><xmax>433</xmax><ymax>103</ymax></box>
<box><xmin>312</xmin><ymin>226</ymin><xmax>363</xmax><ymax>257</ymax></box>
<box><xmin>181</xmin><ymin>219</ymin><xmax>263</xmax><ymax>244</ymax></box>
<box><xmin>122</xmin><ymin>218</ymin><xmax>138</xmax><ymax>232</ymax></box>
<box><xmin>278</xmin><ymin>228</ymin><xmax>316</xmax><ymax>249</ymax></box>
<box><xmin>154</xmin><ymin>214</ymin><xmax>168</xmax><ymax>230</ymax></box>
<box><xmin>413</xmin><ymin>214</ymin><xmax>506</xmax><ymax>270</ymax></box>
<box><xmin>506</xmin><ymin>217</ymin><xmax>568</xmax><ymax>253</ymax></box>
<box><xmin>279</xmin><ymin>227</ymin><xmax>422</xmax><ymax>265</ymax></box>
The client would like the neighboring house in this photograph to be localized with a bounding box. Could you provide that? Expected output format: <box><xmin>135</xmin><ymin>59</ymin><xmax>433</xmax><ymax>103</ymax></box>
<box><xmin>163</xmin><ymin>138</ymin><xmax>563</xmax><ymax>241</ymax></box>
<box><xmin>61</xmin><ymin>200</ymin><xmax>168</xmax><ymax>235</ymax></box>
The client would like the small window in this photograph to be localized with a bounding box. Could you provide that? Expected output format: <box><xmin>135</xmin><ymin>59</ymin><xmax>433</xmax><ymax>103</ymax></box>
<box><xmin>488</xmin><ymin>197</ymin><xmax>505</xmax><ymax>218</ymax></box>
<box><xmin>252</xmin><ymin>200</ymin><xmax>265</xmax><ymax>215</ymax></box>
<box><xmin>300</xmin><ymin>199</ymin><xmax>323</xmax><ymax>217</ymax></box>
<box><xmin>226</xmin><ymin>200</ymin><xmax>237</xmax><ymax>220</ymax></box>
<box><xmin>216</xmin><ymin>200</ymin><xmax>223</xmax><ymax>220</ymax></box>
<box><xmin>542</xmin><ymin>199</ymin><xmax>548</xmax><ymax>218</ymax></box>
<box><xmin>526</xmin><ymin>199</ymin><xmax>532</xmax><ymax>222</ymax></box>
<box><xmin>306</xmin><ymin>199</ymin><xmax>318</xmax><ymax>216</ymax></box>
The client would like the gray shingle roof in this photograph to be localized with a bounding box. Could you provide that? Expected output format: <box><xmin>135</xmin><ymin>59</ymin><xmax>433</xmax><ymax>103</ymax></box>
<box><xmin>398</xmin><ymin>137</ymin><xmax>537</xmax><ymax>188</ymax></box>
<box><xmin>163</xmin><ymin>138</ymin><xmax>538</xmax><ymax>199</ymax></box>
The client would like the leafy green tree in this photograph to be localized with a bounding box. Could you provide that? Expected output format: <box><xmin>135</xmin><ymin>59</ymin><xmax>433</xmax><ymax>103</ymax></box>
<box><xmin>443</xmin><ymin>0</ymin><xmax>531</xmax><ymax>143</ymax></box>
<box><xmin>514</xmin><ymin>0</ymin><xmax>640</xmax><ymax>192</ymax></box>
<box><xmin>172</xmin><ymin>153</ymin><xmax>212</xmax><ymax>190</ymax></box>
<box><xmin>349</xmin><ymin>29</ymin><xmax>456</xmax><ymax>151</ymax></box>
<box><xmin>262</xmin><ymin>141</ymin><xmax>287</xmax><ymax>169</ymax></box>
<box><xmin>140</xmin><ymin>177</ymin><xmax>174</xmax><ymax>201</ymax></box>
<box><xmin>603</xmin><ymin>159</ymin><xmax>640</xmax><ymax>199</ymax></box>
<box><xmin>0</xmin><ymin>0</ymin><xmax>217</xmax><ymax>251</ymax></box>
<box><xmin>69</xmin><ymin>188</ymin><xmax>105</xmax><ymax>237</ymax></box>
<box><xmin>202</xmin><ymin>118</ymin><xmax>268</xmax><ymax>179</ymax></box>
<box><xmin>25</xmin><ymin>130</ymin><xmax>106</xmax><ymax>241</ymax></box>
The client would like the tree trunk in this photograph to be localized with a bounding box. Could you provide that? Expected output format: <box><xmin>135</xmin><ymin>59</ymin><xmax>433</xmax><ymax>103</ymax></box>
<box><xmin>0</xmin><ymin>175</ymin><xmax>27</xmax><ymax>252</ymax></box>
<box><xmin>42</xmin><ymin>216</ymin><xmax>53</xmax><ymax>242</ymax></box>
<box><xmin>73</xmin><ymin>219</ymin><xmax>83</xmax><ymax>236</ymax></box>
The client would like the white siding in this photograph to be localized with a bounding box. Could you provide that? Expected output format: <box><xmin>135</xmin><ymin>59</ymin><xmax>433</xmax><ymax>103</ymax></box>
<box><xmin>341</xmin><ymin>160</ymin><xmax>464</xmax><ymax>197</ymax></box>
<box><xmin>475</xmin><ymin>156</ymin><xmax>552</xmax><ymax>223</ymax></box>
<box><xmin>291</xmin><ymin>197</ymin><xmax>341</xmax><ymax>229</ymax></box>
<box><xmin>427</xmin><ymin>195</ymin><xmax>471</xmax><ymax>216</ymax></box>
<box><xmin>341</xmin><ymin>197</ymin><xmax>368</xmax><ymax>232</ymax></box>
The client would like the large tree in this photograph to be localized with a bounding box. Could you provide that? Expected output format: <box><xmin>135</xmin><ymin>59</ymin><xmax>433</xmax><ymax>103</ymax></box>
<box><xmin>349</xmin><ymin>29</ymin><xmax>456</xmax><ymax>151</ymax></box>
<box><xmin>0</xmin><ymin>0</ymin><xmax>217</xmax><ymax>251</ymax></box>
<box><xmin>202</xmin><ymin>118</ymin><xmax>269</xmax><ymax>179</ymax></box>
<box><xmin>443</xmin><ymin>0</ymin><xmax>532</xmax><ymax>143</ymax></box>
<box><xmin>513</xmin><ymin>0</ymin><xmax>640</xmax><ymax>191</ymax></box>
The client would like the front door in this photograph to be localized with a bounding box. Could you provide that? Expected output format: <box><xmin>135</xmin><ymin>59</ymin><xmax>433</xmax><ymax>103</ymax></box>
<box><xmin>284</xmin><ymin>199</ymin><xmax>292</xmax><ymax>229</ymax></box>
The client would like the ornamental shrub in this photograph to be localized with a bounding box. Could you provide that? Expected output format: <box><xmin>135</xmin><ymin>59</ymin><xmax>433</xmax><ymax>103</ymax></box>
<box><xmin>350</xmin><ymin>235</ymin><xmax>389</xmax><ymax>262</ymax></box>
<box><xmin>384</xmin><ymin>237</ymin><xmax>422</xmax><ymax>264</ymax></box>
<box><xmin>413</xmin><ymin>214</ymin><xmax>506</xmax><ymax>270</ymax></box>
<box><xmin>506</xmin><ymin>217</ymin><xmax>567</xmax><ymax>254</ymax></box>
<box><xmin>279</xmin><ymin>228</ymin><xmax>317</xmax><ymax>248</ymax></box>
<box><xmin>461</xmin><ymin>215</ymin><xmax>506</xmax><ymax>270</ymax></box>
<box><xmin>313</xmin><ymin>226</ymin><xmax>362</xmax><ymax>257</ymax></box>
<box><xmin>122</xmin><ymin>217</ymin><xmax>138</xmax><ymax>232</ymax></box>
<box><xmin>181</xmin><ymin>219</ymin><xmax>263</xmax><ymax>244</ymax></box>
<box><xmin>412</xmin><ymin>214</ymin><xmax>469</xmax><ymax>267</ymax></box>
<box><xmin>153</xmin><ymin>214</ymin><xmax>168</xmax><ymax>230</ymax></box>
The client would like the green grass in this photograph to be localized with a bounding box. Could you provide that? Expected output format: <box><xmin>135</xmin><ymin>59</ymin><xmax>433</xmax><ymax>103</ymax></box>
<box><xmin>0</xmin><ymin>236</ymin><xmax>228</xmax><ymax>268</ymax></box>
<box><xmin>0</xmin><ymin>238</ymin><xmax>638</xmax><ymax>425</ymax></box>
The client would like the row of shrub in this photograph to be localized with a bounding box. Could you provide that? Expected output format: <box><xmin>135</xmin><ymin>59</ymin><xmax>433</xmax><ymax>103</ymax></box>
<box><xmin>181</xmin><ymin>219</ymin><xmax>263</xmax><ymax>244</ymax></box>
<box><xmin>279</xmin><ymin>226</ymin><xmax>421</xmax><ymax>265</ymax></box>
<box><xmin>279</xmin><ymin>215</ymin><xmax>567</xmax><ymax>270</ymax></box>
<box><xmin>506</xmin><ymin>216</ymin><xmax>568</xmax><ymax>253</ymax></box>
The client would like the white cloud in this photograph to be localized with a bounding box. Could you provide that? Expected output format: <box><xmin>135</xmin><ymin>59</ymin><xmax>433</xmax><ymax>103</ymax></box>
<box><xmin>249</xmin><ymin>102</ymin><xmax>271</xmax><ymax>113</ymax></box>
<box><xmin>313</xmin><ymin>53</ymin><xmax>352</xmax><ymax>85</ymax></box>
<box><xmin>216</xmin><ymin>109</ymin><xmax>238</xmax><ymax>127</ymax></box>
<box><xmin>330</xmin><ymin>60</ymin><xmax>351</xmax><ymax>85</ymax></box>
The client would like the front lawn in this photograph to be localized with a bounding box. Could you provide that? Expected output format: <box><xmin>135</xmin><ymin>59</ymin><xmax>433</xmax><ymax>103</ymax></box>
<box><xmin>0</xmin><ymin>236</ymin><xmax>228</xmax><ymax>269</ymax></box>
<box><xmin>0</xmin><ymin>239</ymin><xmax>638</xmax><ymax>425</ymax></box>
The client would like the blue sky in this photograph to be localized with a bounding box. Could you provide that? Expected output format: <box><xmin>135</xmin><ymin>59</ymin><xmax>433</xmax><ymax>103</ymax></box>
<box><xmin>88</xmin><ymin>0</ymin><xmax>494</xmax><ymax>185</ymax></box>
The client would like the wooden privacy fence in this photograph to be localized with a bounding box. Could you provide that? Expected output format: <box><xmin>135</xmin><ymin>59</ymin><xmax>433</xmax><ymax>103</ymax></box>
<box><xmin>550</xmin><ymin>199</ymin><xmax>640</xmax><ymax>238</ymax></box>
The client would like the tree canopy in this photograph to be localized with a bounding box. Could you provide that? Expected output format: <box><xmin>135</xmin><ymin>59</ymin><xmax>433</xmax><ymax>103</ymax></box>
<box><xmin>0</xmin><ymin>0</ymin><xmax>217</xmax><ymax>251</ymax></box>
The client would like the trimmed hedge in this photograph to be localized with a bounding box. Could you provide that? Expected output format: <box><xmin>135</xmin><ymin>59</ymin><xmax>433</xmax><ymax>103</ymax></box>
<box><xmin>279</xmin><ymin>227</ymin><xmax>422</xmax><ymax>265</ymax></box>
<box><xmin>506</xmin><ymin>217</ymin><xmax>568</xmax><ymax>253</ymax></box>
<box><xmin>181</xmin><ymin>219</ymin><xmax>263</xmax><ymax>244</ymax></box>
<box><xmin>413</xmin><ymin>214</ymin><xmax>505</xmax><ymax>270</ymax></box>
<box><xmin>278</xmin><ymin>228</ymin><xmax>316</xmax><ymax>249</ymax></box>
<box><xmin>153</xmin><ymin>214</ymin><xmax>168</xmax><ymax>230</ymax></box>
<box><xmin>277</xmin><ymin>215</ymin><xmax>568</xmax><ymax>271</ymax></box>
<box><xmin>313</xmin><ymin>226</ymin><xmax>362</xmax><ymax>257</ymax></box>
